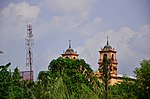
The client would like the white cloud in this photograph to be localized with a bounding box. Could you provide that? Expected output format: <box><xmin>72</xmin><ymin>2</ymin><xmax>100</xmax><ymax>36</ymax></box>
<box><xmin>79</xmin><ymin>16</ymin><xmax>102</xmax><ymax>37</ymax></box>
<box><xmin>140</xmin><ymin>25</ymin><xmax>150</xmax><ymax>33</ymax></box>
<box><xmin>44</xmin><ymin>0</ymin><xmax>93</xmax><ymax>15</ymax></box>
<box><xmin>128</xmin><ymin>25</ymin><xmax>150</xmax><ymax>56</ymax></box>
<box><xmin>34</xmin><ymin>14</ymin><xmax>102</xmax><ymax>40</ymax></box>
<box><xmin>0</xmin><ymin>1</ymin><xmax>40</xmax><ymax>41</ymax></box>
<box><xmin>0</xmin><ymin>1</ymin><xmax>39</xmax><ymax>22</ymax></box>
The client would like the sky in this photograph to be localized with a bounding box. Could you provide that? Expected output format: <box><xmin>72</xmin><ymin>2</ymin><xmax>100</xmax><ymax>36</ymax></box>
<box><xmin>0</xmin><ymin>0</ymin><xmax>150</xmax><ymax>79</ymax></box>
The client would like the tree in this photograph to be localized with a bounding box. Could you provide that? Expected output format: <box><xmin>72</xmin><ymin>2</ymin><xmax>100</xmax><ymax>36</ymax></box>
<box><xmin>109</xmin><ymin>77</ymin><xmax>137</xmax><ymax>99</ymax></box>
<box><xmin>0</xmin><ymin>63</ymin><xmax>11</xmax><ymax>98</ymax></box>
<box><xmin>99</xmin><ymin>56</ymin><xmax>111</xmax><ymax>99</ymax></box>
<box><xmin>134</xmin><ymin>59</ymin><xmax>150</xmax><ymax>99</ymax></box>
<box><xmin>109</xmin><ymin>59</ymin><xmax>150</xmax><ymax>99</ymax></box>
<box><xmin>32</xmin><ymin>71</ymin><xmax>70</xmax><ymax>99</ymax></box>
<box><xmin>0</xmin><ymin>58</ymin><xmax>101</xmax><ymax>99</ymax></box>
<box><xmin>47</xmin><ymin>57</ymin><xmax>101</xmax><ymax>98</ymax></box>
<box><xmin>0</xmin><ymin>63</ymin><xmax>34</xmax><ymax>99</ymax></box>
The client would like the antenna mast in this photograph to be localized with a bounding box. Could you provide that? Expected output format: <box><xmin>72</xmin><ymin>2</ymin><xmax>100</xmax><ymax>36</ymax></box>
<box><xmin>26</xmin><ymin>24</ymin><xmax>34</xmax><ymax>80</ymax></box>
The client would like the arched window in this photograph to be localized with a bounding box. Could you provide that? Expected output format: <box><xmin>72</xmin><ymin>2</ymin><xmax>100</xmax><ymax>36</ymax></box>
<box><xmin>73</xmin><ymin>57</ymin><xmax>76</xmax><ymax>59</ymax></box>
<box><xmin>112</xmin><ymin>54</ymin><xmax>114</xmax><ymax>61</ymax></box>
<box><xmin>110</xmin><ymin>66</ymin><xmax>113</xmax><ymax>71</ymax></box>
<box><xmin>103</xmin><ymin>54</ymin><xmax>107</xmax><ymax>59</ymax></box>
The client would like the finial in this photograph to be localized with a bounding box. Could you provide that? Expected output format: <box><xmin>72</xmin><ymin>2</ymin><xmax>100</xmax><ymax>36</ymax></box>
<box><xmin>0</xmin><ymin>50</ymin><xmax>4</xmax><ymax>54</ymax></box>
<box><xmin>69</xmin><ymin>40</ymin><xmax>71</xmax><ymax>48</ymax></box>
<box><xmin>107</xmin><ymin>35</ymin><xmax>109</xmax><ymax>45</ymax></box>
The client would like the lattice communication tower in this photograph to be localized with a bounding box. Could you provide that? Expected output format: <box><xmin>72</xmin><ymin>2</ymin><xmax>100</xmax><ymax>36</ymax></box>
<box><xmin>26</xmin><ymin>24</ymin><xmax>34</xmax><ymax>80</ymax></box>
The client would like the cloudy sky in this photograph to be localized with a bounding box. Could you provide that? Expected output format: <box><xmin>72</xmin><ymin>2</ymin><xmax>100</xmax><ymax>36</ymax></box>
<box><xmin>0</xmin><ymin>0</ymin><xmax>150</xmax><ymax>79</ymax></box>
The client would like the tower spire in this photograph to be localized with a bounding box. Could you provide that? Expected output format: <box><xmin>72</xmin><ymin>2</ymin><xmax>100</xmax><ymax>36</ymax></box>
<box><xmin>69</xmin><ymin>40</ymin><xmax>71</xmax><ymax>48</ymax></box>
<box><xmin>107</xmin><ymin>35</ymin><xmax>109</xmax><ymax>45</ymax></box>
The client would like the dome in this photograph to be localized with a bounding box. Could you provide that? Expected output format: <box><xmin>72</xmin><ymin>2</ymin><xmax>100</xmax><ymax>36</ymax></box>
<box><xmin>103</xmin><ymin>36</ymin><xmax>112</xmax><ymax>50</ymax></box>
<box><xmin>66</xmin><ymin>48</ymin><xmax>74</xmax><ymax>53</ymax></box>
<box><xmin>104</xmin><ymin>44</ymin><xmax>112</xmax><ymax>49</ymax></box>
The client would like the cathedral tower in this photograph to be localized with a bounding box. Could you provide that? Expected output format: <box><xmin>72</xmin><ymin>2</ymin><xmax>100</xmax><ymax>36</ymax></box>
<box><xmin>61</xmin><ymin>40</ymin><xmax>79</xmax><ymax>59</ymax></box>
<box><xmin>98</xmin><ymin>36</ymin><xmax>118</xmax><ymax>85</ymax></box>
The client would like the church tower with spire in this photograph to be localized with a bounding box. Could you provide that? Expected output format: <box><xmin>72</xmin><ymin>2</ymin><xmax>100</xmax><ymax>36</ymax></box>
<box><xmin>98</xmin><ymin>36</ymin><xmax>118</xmax><ymax>85</ymax></box>
<box><xmin>61</xmin><ymin>40</ymin><xmax>79</xmax><ymax>59</ymax></box>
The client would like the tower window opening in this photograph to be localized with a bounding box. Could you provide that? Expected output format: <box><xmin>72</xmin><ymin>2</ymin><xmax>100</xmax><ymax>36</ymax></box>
<box><xmin>112</xmin><ymin>54</ymin><xmax>114</xmax><ymax>61</ymax></box>
<box><xmin>110</xmin><ymin>66</ymin><xmax>113</xmax><ymax>71</ymax></box>
<box><xmin>103</xmin><ymin>54</ymin><xmax>107</xmax><ymax>59</ymax></box>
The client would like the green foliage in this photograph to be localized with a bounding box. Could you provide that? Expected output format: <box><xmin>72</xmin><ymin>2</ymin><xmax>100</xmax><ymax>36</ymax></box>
<box><xmin>1</xmin><ymin>58</ymin><xmax>149</xmax><ymax>99</ymax></box>
<box><xmin>45</xmin><ymin>57</ymin><xmax>101</xmax><ymax>98</ymax></box>
<box><xmin>33</xmin><ymin>70</ymin><xmax>100</xmax><ymax>99</ymax></box>
<box><xmin>99</xmin><ymin>57</ymin><xmax>111</xmax><ymax>99</ymax></box>
<box><xmin>49</xmin><ymin>57</ymin><xmax>93</xmax><ymax>73</ymax></box>
<box><xmin>109</xmin><ymin>77</ymin><xmax>137</xmax><ymax>99</ymax></box>
<box><xmin>0</xmin><ymin>63</ymin><xmax>11</xmax><ymax>98</ymax></box>
<box><xmin>48</xmin><ymin>57</ymin><xmax>94</xmax><ymax>89</ymax></box>
<box><xmin>134</xmin><ymin>59</ymin><xmax>150</xmax><ymax>99</ymax></box>
<box><xmin>0</xmin><ymin>63</ymin><xmax>34</xmax><ymax>99</ymax></box>
<box><xmin>32</xmin><ymin>71</ymin><xmax>70</xmax><ymax>99</ymax></box>
<box><xmin>109</xmin><ymin>59</ymin><xmax>150</xmax><ymax>99</ymax></box>
<box><xmin>0</xmin><ymin>59</ymin><xmax>101</xmax><ymax>99</ymax></box>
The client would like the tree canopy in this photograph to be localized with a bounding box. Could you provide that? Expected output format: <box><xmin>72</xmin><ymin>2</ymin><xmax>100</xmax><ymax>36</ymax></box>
<box><xmin>0</xmin><ymin>63</ymin><xmax>34</xmax><ymax>99</ymax></box>
<box><xmin>30</xmin><ymin>57</ymin><xmax>101</xmax><ymax>99</ymax></box>
<box><xmin>134</xmin><ymin>59</ymin><xmax>150</xmax><ymax>98</ymax></box>
<box><xmin>0</xmin><ymin>58</ymin><xmax>150</xmax><ymax>99</ymax></box>
<box><xmin>109</xmin><ymin>59</ymin><xmax>150</xmax><ymax>99</ymax></box>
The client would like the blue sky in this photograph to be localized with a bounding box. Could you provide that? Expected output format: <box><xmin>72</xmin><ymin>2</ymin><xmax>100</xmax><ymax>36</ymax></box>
<box><xmin>0</xmin><ymin>0</ymin><xmax>150</xmax><ymax>79</ymax></box>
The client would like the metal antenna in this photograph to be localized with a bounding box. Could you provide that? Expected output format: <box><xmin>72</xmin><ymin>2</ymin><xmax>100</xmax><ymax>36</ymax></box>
<box><xmin>26</xmin><ymin>24</ymin><xmax>34</xmax><ymax>80</ymax></box>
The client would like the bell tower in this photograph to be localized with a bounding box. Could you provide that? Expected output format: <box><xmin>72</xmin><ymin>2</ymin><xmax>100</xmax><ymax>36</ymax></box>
<box><xmin>61</xmin><ymin>40</ymin><xmax>79</xmax><ymax>59</ymax></box>
<box><xmin>98</xmin><ymin>36</ymin><xmax>118</xmax><ymax>85</ymax></box>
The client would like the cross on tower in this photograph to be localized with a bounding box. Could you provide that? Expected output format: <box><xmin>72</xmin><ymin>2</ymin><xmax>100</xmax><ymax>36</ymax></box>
<box><xmin>107</xmin><ymin>35</ymin><xmax>109</xmax><ymax>45</ymax></box>
<box><xmin>69</xmin><ymin>40</ymin><xmax>71</xmax><ymax>48</ymax></box>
